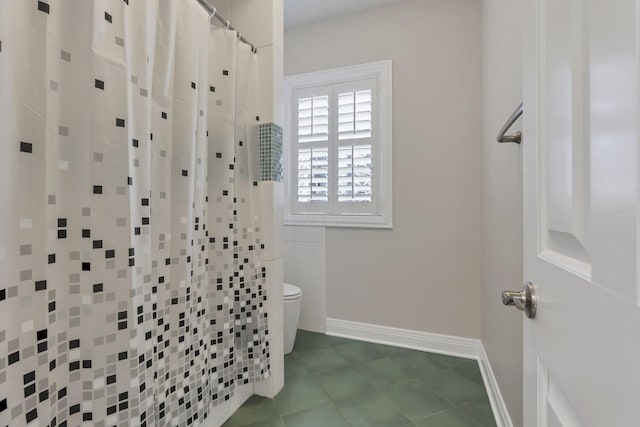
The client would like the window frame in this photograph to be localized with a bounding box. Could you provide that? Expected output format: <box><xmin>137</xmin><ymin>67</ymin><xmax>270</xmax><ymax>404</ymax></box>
<box><xmin>284</xmin><ymin>60</ymin><xmax>393</xmax><ymax>228</ymax></box>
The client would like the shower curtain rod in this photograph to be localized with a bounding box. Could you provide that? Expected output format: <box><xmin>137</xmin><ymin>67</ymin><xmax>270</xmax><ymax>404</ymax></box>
<box><xmin>196</xmin><ymin>0</ymin><xmax>257</xmax><ymax>53</ymax></box>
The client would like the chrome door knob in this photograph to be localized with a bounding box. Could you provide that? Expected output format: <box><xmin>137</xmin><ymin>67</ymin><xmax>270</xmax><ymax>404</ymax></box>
<box><xmin>502</xmin><ymin>281</ymin><xmax>537</xmax><ymax>319</ymax></box>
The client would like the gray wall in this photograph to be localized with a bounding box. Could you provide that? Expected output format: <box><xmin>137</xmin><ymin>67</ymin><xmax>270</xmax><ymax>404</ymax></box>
<box><xmin>285</xmin><ymin>0</ymin><xmax>483</xmax><ymax>339</ymax></box>
<box><xmin>481</xmin><ymin>0</ymin><xmax>524</xmax><ymax>424</ymax></box>
<box><xmin>284</xmin><ymin>0</ymin><xmax>525</xmax><ymax>423</ymax></box>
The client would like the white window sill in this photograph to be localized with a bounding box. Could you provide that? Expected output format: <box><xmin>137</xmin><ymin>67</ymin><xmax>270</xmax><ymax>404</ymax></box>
<box><xmin>284</xmin><ymin>214</ymin><xmax>392</xmax><ymax>229</ymax></box>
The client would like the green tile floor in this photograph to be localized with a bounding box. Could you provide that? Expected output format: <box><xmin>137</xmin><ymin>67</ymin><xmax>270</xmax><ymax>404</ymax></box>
<box><xmin>223</xmin><ymin>331</ymin><xmax>497</xmax><ymax>427</ymax></box>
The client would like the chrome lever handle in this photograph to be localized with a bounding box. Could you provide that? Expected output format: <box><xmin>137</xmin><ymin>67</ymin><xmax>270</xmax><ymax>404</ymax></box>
<box><xmin>501</xmin><ymin>290</ymin><xmax>525</xmax><ymax>309</ymax></box>
<box><xmin>501</xmin><ymin>281</ymin><xmax>537</xmax><ymax>319</ymax></box>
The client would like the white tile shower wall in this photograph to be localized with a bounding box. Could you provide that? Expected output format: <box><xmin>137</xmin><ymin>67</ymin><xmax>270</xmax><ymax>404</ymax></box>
<box><xmin>294</xmin><ymin>226</ymin><xmax>326</xmax><ymax>243</ymax></box>
<box><xmin>253</xmin><ymin>333</ymin><xmax>285</xmax><ymax>397</ymax></box>
<box><xmin>294</xmin><ymin>242</ymin><xmax>326</xmax><ymax>295</ymax></box>
<box><xmin>264</xmin><ymin>258</ymin><xmax>284</xmax><ymax>344</ymax></box>
<box><xmin>232</xmin><ymin>0</ymin><xmax>285</xmax><ymax>403</ymax></box>
<box><xmin>254</xmin><ymin>259</ymin><xmax>285</xmax><ymax>399</ymax></box>
<box><xmin>205</xmin><ymin>1</ymin><xmax>280</xmax><ymax>423</ymax></box>
<box><xmin>227</xmin><ymin>6</ymin><xmax>287</xmax><ymax>387</ymax></box>
<box><xmin>259</xmin><ymin>182</ymin><xmax>284</xmax><ymax>261</ymax></box>
<box><xmin>283</xmin><ymin>226</ymin><xmax>327</xmax><ymax>333</ymax></box>
<box><xmin>254</xmin><ymin>182</ymin><xmax>285</xmax><ymax>400</ymax></box>
<box><xmin>256</xmin><ymin>46</ymin><xmax>285</xmax><ymax>125</ymax></box>
<box><xmin>299</xmin><ymin>292</ymin><xmax>327</xmax><ymax>332</ymax></box>
<box><xmin>206</xmin><ymin>383</ymin><xmax>253</xmax><ymax>426</ymax></box>
<box><xmin>284</xmin><ymin>239</ymin><xmax>295</xmax><ymax>283</ymax></box>
<box><xmin>233</xmin><ymin>0</ymin><xmax>285</xmax><ymax>124</ymax></box>
<box><xmin>284</xmin><ymin>224</ymin><xmax>295</xmax><ymax>242</ymax></box>
<box><xmin>205</xmin><ymin>0</ymin><xmax>286</xmax><ymax>420</ymax></box>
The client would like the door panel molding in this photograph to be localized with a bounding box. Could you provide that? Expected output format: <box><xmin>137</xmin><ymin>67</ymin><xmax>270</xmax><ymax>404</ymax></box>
<box><xmin>524</xmin><ymin>0</ymin><xmax>640</xmax><ymax>425</ymax></box>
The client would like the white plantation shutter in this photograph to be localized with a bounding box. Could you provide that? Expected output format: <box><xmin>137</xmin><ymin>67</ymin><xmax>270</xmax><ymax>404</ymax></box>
<box><xmin>286</xmin><ymin>61</ymin><xmax>392</xmax><ymax>227</ymax></box>
<box><xmin>292</xmin><ymin>79</ymin><xmax>377</xmax><ymax>215</ymax></box>
<box><xmin>334</xmin><ymin>79</ymin><xmax>376</xmax><ymax>213</ymax></box>
<box><xmin>338</xmin><ymin>145</ymin><xmax>372</xmax><ymax>202</ymax></box>
<box><xmin>293</xmin><ymin>87</ymin><xmax>331</xmax><ymax>213</ymax></box>
<box><xmin>298</xmin><ymin>95</ymin><xmax>329</xmax><ymax>143</ymax></box>
<box><xmin>297</xmin><ymin>147</ymin><xmax>329</xmax><ymax>202</ymax></box>
<box><xmin>338</xmin><ymin>90</ymin><xmax>372</xmax><ymax>140</ymax></box>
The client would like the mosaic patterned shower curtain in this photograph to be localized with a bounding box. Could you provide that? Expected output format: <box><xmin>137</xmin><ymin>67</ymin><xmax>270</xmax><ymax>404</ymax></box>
<box><xmin>0</xmin><ymin>1</ymin><xmax>270</xmax><ymax>426</ymax></box>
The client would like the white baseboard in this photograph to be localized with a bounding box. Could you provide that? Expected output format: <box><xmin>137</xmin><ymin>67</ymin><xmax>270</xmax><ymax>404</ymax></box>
<box><xmin>325</xmin><ymin>318</ymin><xmax>514</xmax><ymax>427</ymax></box>
<box><xmin>478</xmin><ymin>344</ymin><xmax>514</xmax><ymax>427</ymax></box>
<box><xmin>325</xmin><ymin>318</ymin><xmax>480</xmax><ymax>359</ymax></box>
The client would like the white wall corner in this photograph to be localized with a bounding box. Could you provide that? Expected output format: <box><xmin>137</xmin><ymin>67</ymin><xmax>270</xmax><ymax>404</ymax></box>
<box><xmin>478</xmin><ymin>344</ymin><xmax>515</xmax><ymax>427</ymax></box>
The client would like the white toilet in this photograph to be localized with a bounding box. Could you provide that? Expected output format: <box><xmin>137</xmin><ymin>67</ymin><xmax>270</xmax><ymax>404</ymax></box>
<box><xmin>283</xmin><ymin>283</ymin><xmax>302</xmax><ymax>354</ymax></box>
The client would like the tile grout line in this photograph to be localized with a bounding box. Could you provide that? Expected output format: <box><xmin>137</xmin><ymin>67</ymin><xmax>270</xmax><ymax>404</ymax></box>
<box><xmin>294</xmin><ymin>347</ymin><xmax>442</xmax><ymax>426</ymax></box>
<box><xmin>233</xmin><ymin>332</ymin><xmax>494</xmax><ymax>426</ymax></box>
<box><xmin>292</xmin><ymin>335</ymin><xmax>487</xmax><ymax>425</ymax></box>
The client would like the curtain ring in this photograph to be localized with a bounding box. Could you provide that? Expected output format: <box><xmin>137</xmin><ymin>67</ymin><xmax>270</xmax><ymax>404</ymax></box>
<box><xmin>212</xmin><ymin>7</ymin><xmax>216</xmax><ymax>16</ymax></box>
<box><xmin>226</xmin><ymin>20</ymin><xmax>230</xmax><ymax>29</ymax></box>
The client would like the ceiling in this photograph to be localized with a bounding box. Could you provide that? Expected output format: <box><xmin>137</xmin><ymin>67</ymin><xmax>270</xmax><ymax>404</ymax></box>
<box><xmin>284</xmin><ymin>0</ymin><xmax>406</xmax><ymax>29</ymax></box>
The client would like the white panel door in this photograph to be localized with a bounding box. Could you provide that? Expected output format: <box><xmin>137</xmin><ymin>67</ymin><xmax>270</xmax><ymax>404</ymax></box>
<box><xmin>522</xmin><ymin>0</ymin><xmax>640</xmax><ymax>426</ymax></box>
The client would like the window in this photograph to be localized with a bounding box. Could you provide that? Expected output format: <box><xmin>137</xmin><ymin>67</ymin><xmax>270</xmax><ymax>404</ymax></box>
<box><xmin>284</xmin><ymin>60</ymin><xmax>393</xmax><ymax>228</ymax></box>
